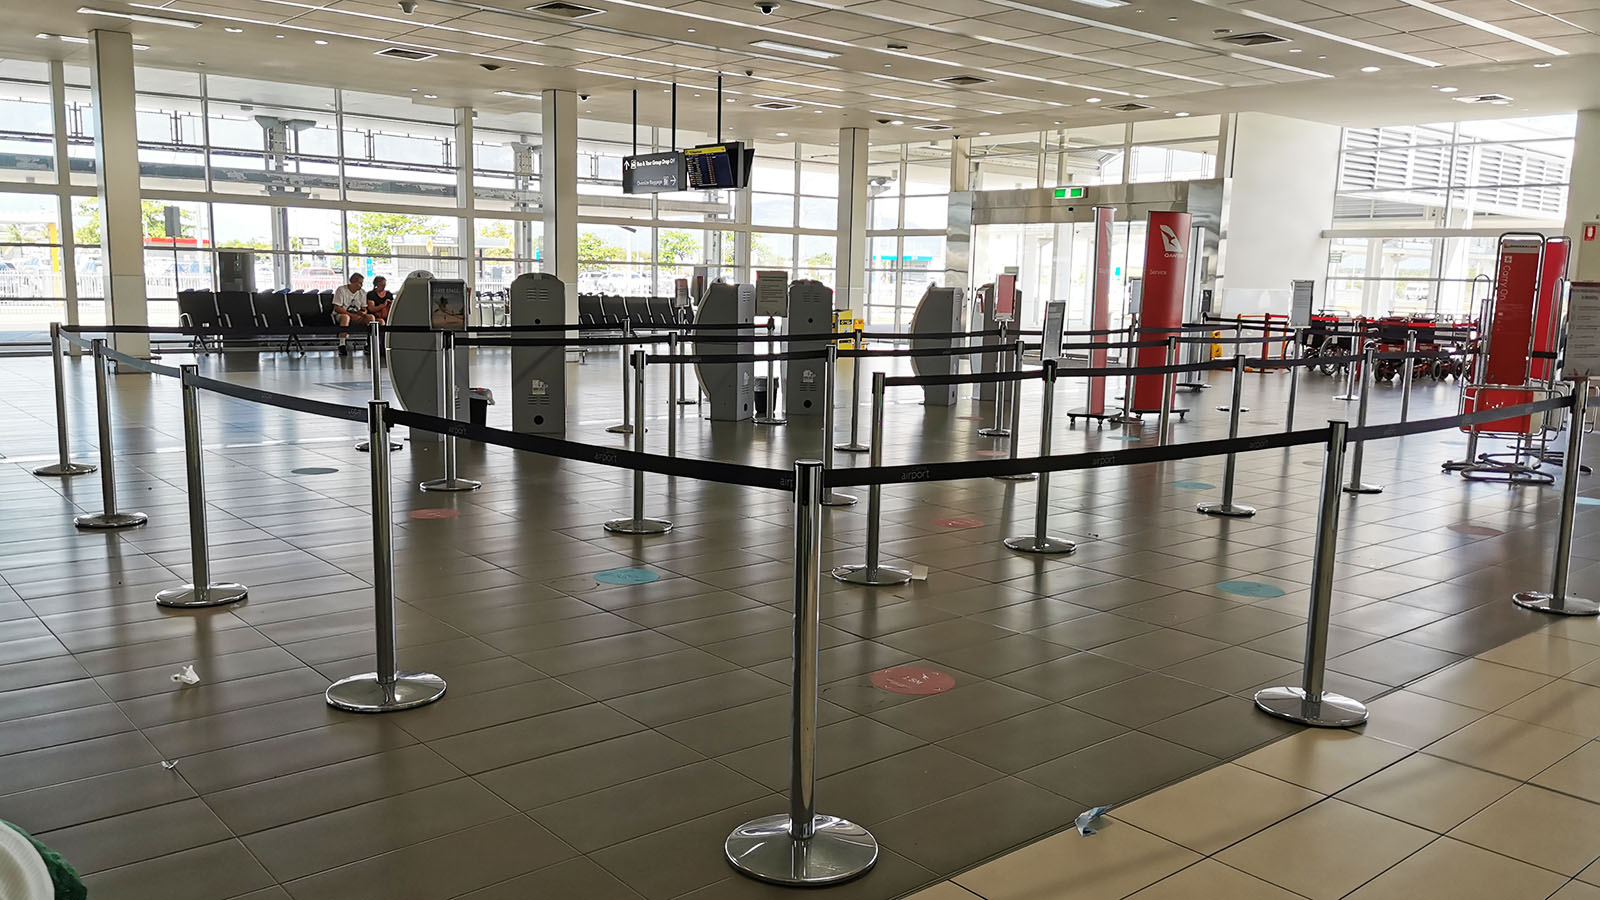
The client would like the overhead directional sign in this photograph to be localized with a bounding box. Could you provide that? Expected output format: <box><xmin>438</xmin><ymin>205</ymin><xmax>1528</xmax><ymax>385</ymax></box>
<box><xmin>622</xmin><ymin>151</ymin><xmax>684</xmax><ymax>194</ymax></box>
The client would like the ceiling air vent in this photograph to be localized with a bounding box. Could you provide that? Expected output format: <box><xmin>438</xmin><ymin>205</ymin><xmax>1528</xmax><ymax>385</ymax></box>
<box><xmin>528</xmin><ymin>1</ymin><xmax>604</xmax><ymax>19</ymax></box>
<box><xmin>914</xmin><ymin>123</ymin><xmax>954</xmax><ymax>131</ymax></box>
<box><xmin>375</xmin><ymin>47</ymin><xmax>437</xmax><ymax>61</ymax></box>
<box><xmin>1216</xmin><ymin>32</ymin><xmax>1290</xmax><ymax>47</ymax></box>
<box><xmin>753</xmin><ymin>101</ymin><xmax>801</xmax><ymax>110</ymax></box>
<box><xmin>936</xmin><ymin>74</ymin><xmax>992</xmax><ymax>87</ymax></box>
<box><xmin>1456</xmin><ymin>93</ymin><xmax>1513</xmax><ymax>105</ymax></box>
<box><xmin>1106</xmin><ymin>102</ymin><xmax>1152</xmax><ymax>112</ymax></box>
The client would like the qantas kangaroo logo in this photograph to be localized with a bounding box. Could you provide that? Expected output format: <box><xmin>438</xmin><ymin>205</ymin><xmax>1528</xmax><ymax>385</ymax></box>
<box><xmin>1160</xmin><ymin>224</ymin><xmax>1182</xmax><ymax>255</ymax></box>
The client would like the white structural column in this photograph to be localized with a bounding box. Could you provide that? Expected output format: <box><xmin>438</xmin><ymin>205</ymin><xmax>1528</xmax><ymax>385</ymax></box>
<box><xmin>836</xmin><ymin>127</ymin><xmax>870</xmax><ymax>316</ymax></box>
<box><xmin>456</xmin><ymin>106</ymin><xmax>477</xmax><ymax>308</ymax></box>
<box><xmin>1566</xmin><ymin>109</ymin><xmax>1600</xmax><ymax>282</ymax></box>
<box><xmin>1216</xmin><ymin>112</ymin><xmax>1341</xmax><ymax>315</ymax></box>
<box><xmin>90</xmin><ymin>30</ymin><xmax>149</xmax><ymax>359</ymax></box>
<box><xmin>945</xmin><ymin>138</ymin><xmax>972</xmax><ymax>294</ymax></box>
<box><xmin>541</xmin><ymin>89</ymin><xmax>579</xmax><ymax>329</ymax></box>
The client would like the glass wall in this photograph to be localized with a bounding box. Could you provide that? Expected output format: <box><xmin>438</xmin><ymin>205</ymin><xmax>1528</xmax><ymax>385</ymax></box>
<box><xmin>865</xmin><ymin>142</ymin><xmax>950</xmax><ymax>328</ymax></box>
<box><xmin>1325</xmin><ymin>115</ymin><xmax>1575</xmax><ymax>318</ymax></box>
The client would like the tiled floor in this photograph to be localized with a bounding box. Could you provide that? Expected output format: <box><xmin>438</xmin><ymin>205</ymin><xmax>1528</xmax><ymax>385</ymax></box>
<box><xmin>0</xmin><ymin>343</ymin><xmax>1594</xmax><ymax>900</ymax></box>
<box><xmin>911</xmin><ymin>612</ymin><xmax>1600</xmax><ymax>900</ymax></box>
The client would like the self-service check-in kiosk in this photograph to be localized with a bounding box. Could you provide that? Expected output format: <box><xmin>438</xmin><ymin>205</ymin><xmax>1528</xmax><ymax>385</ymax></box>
<box><xmin>508</xmin><ymin>272</ymin><xmax>566</xmax><ymax>434</ymax></box>
<box><xmin>910</xmin><ymin>285</ymin><xmax>966</xmax><ymax>407</ymax></box>
<box><xmin>391</xmin><ymin>271</ymin><xmax>470</xmax><ymax>443</ymax></box>
<box><xmin>969</xmin><ymin>282</ymin><xmax>1000</xmax><ymax>401</ymax></box>
<box><xmin>695</xmin><ymin>282</ymin><xmax>755</xmax><ymax>421</ymax></box>
<box><xmin>785</xmin><ymin>280</ymin><xmax>832</xmax><ymax>417</ymax></box>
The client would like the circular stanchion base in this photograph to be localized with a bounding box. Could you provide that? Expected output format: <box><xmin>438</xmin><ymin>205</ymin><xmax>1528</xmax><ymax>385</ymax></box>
<box><xmin>33</xmin><ymin>462</ymin><xmax>97</xmax><ymax>477</ymax></box>
<box><xmin>1110</xmin><ymin>414</ymin><xmax>1142</xmax><ymax>426</ymax></box>
<box><xmin>821</xmin><ymin>492</ymin><xmax>858</xmax><ymax>508</ymax></box>
<box><xmin>994</xmin><ymin>472</ymin><xmax>1038</xmax><ymax>482</ymax></box>
<box><xmin>754</xmin><ymin>416</ymin><xmax>787</xmax><ymax>426</ymax></box>
<box><xmin>325</xmin><ymin>672</ymin><xmax>447</xmax><ymax>713</ymax></box>
<box><xmin>1343</xmin><ymin>483</ymin><xmax>1385</xmax><ymax>495</ymax></box>
<box><xmin>833</xmin><ymin>442</ymin><xmax>870</xmax><ymax>453</ymax></box>
<box><xmin>831</xmin><ymin>564</ymin><xmax>913</xmax><ymax>586</ymax></box>
<box><xmin>977</xmin><ymin>427</ymin><xmax>1011</xmax><ymax>437</ymax></box>
<box><xmin>606</xmin><ymin>423</ymin><xmax>634</xmax><ymax>435</ymax></box>
<box><xmin>676</xmin><ymin>398</ymin><xmax>697</xmax><ymax>406</ymax></box>
<box><xmin>1513</xmin><ymin>591</ymin><xmax>1600</xmax><ymax>616</ymax></box>
<box><xmin>1197</xmin><ymin>501</ymin><xmax>1256</xmax><ymax>518</ymax></box>
<box><xmin>355</xmin><ymin>440</ymin><xmax>404</xmax><ymax>452</ymax></box>
<box><xmin>420</xmin><ymin>478</ymin><xmax>482</xmax><ymax>493</ymax></box>
<box><xmin>1333</xmin><ymin>394</ymin><xmax>1360</xmax><ymax>402</ymax></box>
<box><xmin>604</xmin><ymin>517</ymin><xmax>673</xmax><ymax>535</ymax></box>
<box><xmin>1253</xmin><ymin>685</ymin><xmax>1368</xmax><ymax>727</ymax></box>
<box><xmin>156</xmin><ymin>582</ymin><xmax>248</xmax><ymax>609</ymax></box>
<box><xmin>1215</xmin><ymin>406</ymin><xmax>1250</xmax><ymax>413</ymax></box>
<box><xmin>74</xmin><ymin>511</ymin><xmax>148</xmax><ymax>530</ymax></box>
<box><xmin>724</xmin><ymin>814</ymin><xmax>879</xmax><ymax>886</ymax></box>
<box><xmin>1004</xmin><ymin>535</ymin><xmax>1077</xmax><ymax>555</ymax></box>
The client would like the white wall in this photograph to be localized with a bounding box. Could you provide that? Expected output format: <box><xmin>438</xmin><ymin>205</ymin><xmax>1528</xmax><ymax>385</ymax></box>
<box><xmin>1217</xmin><ymin>112</ymin><xmax>1342</xmax><ymax>315</ymax></box>
<box><xmin>1565</xmin><ymin>109</ymin><xmax>1600</xmax><ymax>282</ymax></box>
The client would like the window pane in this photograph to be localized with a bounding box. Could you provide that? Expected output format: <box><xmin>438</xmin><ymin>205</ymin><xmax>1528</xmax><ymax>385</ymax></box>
<box><xmin>799</xmin><ymin>161</ymin><xmax>837</xmax><ymax>196</ymax></box>
<box><xmin>903</xmin><ymin>195</ymin><xmax>947</xmax><ymax>229</ymax></box>
<box><xmin>751</xmin><ymin>192</ymin><xmax>795</xmax><ymax>228</ymax></box>
<box><xmin>138</xmin><ymin>93</ymin><xmax>206</xmax><ymax>191</ymax></box>
<box><xmin>0</xmin><ymin>77</ymin><xmax>55</xmax><ymax>184</ymax></box>
<box><xmin>870</xmin><ymin>196</ymin><xmax>898</xmax><ymax>230</ymax></box>
<box><xmin>798</xmin><ymin>234</ymin><xmax>834</xmax><ymax>285</ymax></box>
<box><xmin>0</xmin><ymin>193</ymin><xmax>64</xmax><ymax>299</ymax></box>
<box><xmin>750</xmin><ymin>232</ymin><xmax>794</xmax><ymax>271</ymax></box>
<box><xmin>751</xmin><ymin>157</ymin><xmax>795</xmax><ymax>193</ymax></box>
<box><xmin>798</xmin><ymin>195</ymin><xmax>836</xmax><ymax>230</ymax></box>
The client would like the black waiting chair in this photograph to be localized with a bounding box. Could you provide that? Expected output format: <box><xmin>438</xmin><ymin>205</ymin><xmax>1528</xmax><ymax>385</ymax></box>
<box><xmin>176</xmin><ymin>291</ymin><xmax>220</xmax><ymax>355</ymax></box>
<box><xmin>254</xmin><ymin>292</ymin><xmax>303</xmax><ymax>355</ymax></box>
<box><xmin>578</xmin><ymin>294</ymin><xmax>602</xmax><ymax>325</ymax></box>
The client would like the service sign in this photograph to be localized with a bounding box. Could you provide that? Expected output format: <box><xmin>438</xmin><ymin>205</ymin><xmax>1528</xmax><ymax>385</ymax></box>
<box><xmin>1567</xmin><ymin>282</ymin><xmax>1600</xmax><ymax>378</ymax></box>
<box><xmin>623</xmin><ymin>151</ymin><xmax>683</xmax><ymax>194</ymax></box>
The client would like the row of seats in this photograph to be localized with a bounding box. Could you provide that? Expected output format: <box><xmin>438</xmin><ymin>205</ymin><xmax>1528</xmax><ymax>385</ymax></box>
<box><xmin>578</xmin><ymin>294</ymin><xmax>685</xmax><ymax>327</ymax></box>
<box><xmin>175</xmin><ymin>289</ymin><xmax>361</xmax><ymax>353</ymax></box>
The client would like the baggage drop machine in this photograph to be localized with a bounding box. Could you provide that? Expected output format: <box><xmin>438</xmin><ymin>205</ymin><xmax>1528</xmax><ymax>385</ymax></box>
<box><xmin>695</xmin><ymin>282</ymin><xmax>755</xmax><ymax>421</ymax></box>
<box><xmin>785</xmin><ymin>280</ymin><xmax>832</xmax><ymax>416</ymax></box>
<box><xmin>391</xmin><ymin>271</ymin><xmax>470</xmax><ymax>444</ymax></box>
<box><xmin>969</xmin><ymin>283</ymin><xmax>1001</xmax><ymax>402</ymax></box>
<box><xmin>910</xmin><ymin>285</ymin><xmax>967</xmax><ymax>407</ymax></box>
<box><xmin>509</xmin><ymin>272</ymin><xmax>567</xmax><ymax>434</ymax></box>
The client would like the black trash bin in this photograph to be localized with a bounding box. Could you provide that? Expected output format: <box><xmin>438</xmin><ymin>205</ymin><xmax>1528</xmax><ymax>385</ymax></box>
<box><xmin>468</xmin><ymin>387</ymin><xmax>494</xmax><ymax>426</ymax></box>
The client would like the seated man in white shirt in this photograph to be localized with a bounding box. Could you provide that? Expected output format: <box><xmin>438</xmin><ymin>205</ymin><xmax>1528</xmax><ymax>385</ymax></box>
<box><xmin>331</xmin><ymin>273</ymin><xmax>374</xmax><ymax>355</ymax></box>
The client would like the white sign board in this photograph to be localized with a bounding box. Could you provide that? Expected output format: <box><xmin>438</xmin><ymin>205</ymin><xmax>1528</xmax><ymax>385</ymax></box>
<box><xmin>1566</xmin><ymin>282</ymin><xmax>1600</xmax><ymax>378</ymax></box>
<box><xmin>1041</xmin><ymin>301</ymin><xmax>1066</xmax><ymax>363</ymax></box>
<box><xmin>1290</xmin><ymin>280</ymin><xmax>1315</xmax><ymax>327</ymax></box>
<box><xmin>755</xmin><ymin>270</ymin><xmax>788</xmax><ymax>318</ymax></box>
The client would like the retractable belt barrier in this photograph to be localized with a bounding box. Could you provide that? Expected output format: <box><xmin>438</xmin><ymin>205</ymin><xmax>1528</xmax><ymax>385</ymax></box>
<box><xmin>839</xmin><ymin>342</ymin><xmax>1037</xmax><ymax>360</ymax></box>
<box><xmin>186</xmin><ymin>372</ymin><xmax>368</xmax><ymax>422</ymax></box>
<box><xmin>102</xmin><ymin>345</ymin><xmax>181</xmax><ymax>379</ymax></box>
<box><xmin>647</xmin><ymin>348</ymin><xmax>831</xmax><ymax>365</ymax></box>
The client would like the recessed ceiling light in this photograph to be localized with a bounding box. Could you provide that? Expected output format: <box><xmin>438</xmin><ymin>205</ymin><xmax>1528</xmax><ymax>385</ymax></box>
<box><xmin>1288</xmin><ymin>48</ymin><xmax>1301</xmax><ymax>53</ymax></box>
<box><xmin>812</xmin><ymin>109</ymin><xmax>822</xmax><ymax>113</ymax></box>
<box><xmin>1167</xmin><ymin>16</ymin><xmax>1177</xmax><ymax>21</ymax></box>
<box><xmin>1438</xmin><ymin>86</ymin><xmax>1458</xmax><ymax>93</ymax></box>
<box><xmin>76</xmin><ymin>6</ymin><xmax>200</xmax><ymax>27</ymax></box>
<box><xmin>1361</xmin><ymin>66</ymin><xmax>1381</xmax><ymax>72</ymax></box>
<box><xmin>776</xmin><ymin>131</ymin><xmax>788</xmax><ymax>136</ymax></box>
<box><xmin>978</xmin><ymin>131</ymin><xmax>991</xmax><ymax>136</ymax></box>
<box><xmin>275</xmin><ymin>34</ymin><xmax>286</xmax><ymax>38</ymax></box>
<box><xmin>891</xmin><ymin>119</ymin><xmax>904</xmax><ymax>125</ymax></box>
<box><xmin>1086</xmin><ymin>97</ymin><xmax>1102</xmax><ymax>102</ymax></box>
<box><xmin>36</xmin><ymin>32</ymin><xmax>150</xmax><ymax>49</ymax></box>
<box><xmin>224</xmin><ymin>26</ymin><xmax>242</xmax><ymax>32</ymax></box>
<box><xmin>1317</xmin><ymin>55</ymin><xmax>1327</xmax><ymax>59</ymax></box>
<box><xmin>750</xmin><ymin>39</ymin><xmax>840</xmax><ymax>59</ymax></box>
<box><xmin>694</xmin><ymin>93</ymin><xmax>701</xmax><ymax>97</ymax></box>
<box><xmin>686</xmin><ymin>27</ymin><xmax>695</xmax><ymax>32</ymax></box>
<box><xmin>411</xmin><ymin>88</ymin><xmax>419</xmax><ymax>92</ymax></box>
<box><xmin>314</xmin><ymin>39</ymin><xmax>328</xmax><ymax>45</ymax></box>
<box><xmin>1068</xmin><ymin>0</ymin><xmax>1127</xmax><ymax>7</ymax></box>
<box><xmin>423</xmin><ymin>93</ymin><xmax>438</xmax><ymax>98</ymax></box>
<box><xmin>494</xmin><ymin>89</ymin><xmax>541</xmax><ymax>100</ymax></box>
<box><xmin>1175</xmin><ymin>111</ymin><xmax>1189</xmax><ymax>117</ymax></box>
<box><xmin>1534</xmin><ymin>62</ymin><xmax>1552</xmax><ymax>68</ymax></box>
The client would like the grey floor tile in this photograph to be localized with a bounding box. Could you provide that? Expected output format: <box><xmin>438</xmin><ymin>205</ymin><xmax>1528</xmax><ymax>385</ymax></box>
<box><xmin>1018</xmin><ymin>730</ymin><xmax>1217</xmax><ymax>806</ymax></box>
<box><xmin>870</xmin><ymin>776</ymin><xmax>1077</xmax><ymax>873</ymax></box>
<box><xmin>171</xmin><ymin>719</ymin><xmax>416</xmax><ymax>795</ymax></box>
<box><xmin>1063</xmin><ymin>672</ymin><xmax>1228</xmax><ymax>729</ymax></box>
<box><xmin>456</xmin><ymin>857</ymin><xmax>645</xmax><ymax>900</ymax></box>
<box><xmin>719</xmin><ymin>716</ymin><xmax>924</xmax><ymax>791</ymax></box>
<box><xmin>995</xmin><ymin>651</ymin><xmax>1148</xmax><ymax>702</ymax></box>
<box><xmin>1142</xmin><ymin>696</ymin><xmax>1304</xmax><ymax>758</ymax></box>
<box><xmin>81</xmin><ymin>840</ymin><xmax>275</xmax><ymax>900</ymax></box>
<box><xmin>529</xmin><ymin>760</ymin><xmax>772</xmax><ymax>852</ymax></box>
<box><xmin>871</xmin><ymin>679</ymin><xmax>1048</xmax><ymax>742</ymax></box>
<box><xmin>814</xmin><ymin>745</ymin><xmax>1005</xmax><ymax>825</ymax></box>
<box><xmin>430</xmin><ymin>702</ymin><xmax>643</xmax><ymax>774</ymax></box>
<box><xmin>479</xmin><ymin>730</ymin><xmax>703</xmax><ymax>810</ymax></box>
<box><xmin>39</xmin><ymin>798</ymin><xmax>233</xmax><ymax>875</ymax></box>
<box><xmin>588</xmin><ymin>797</ymin><xmax>777</xmax><ymax>900</ymax></box>
<box><xmin>0</xmin><ymin>762</ymin><xmax>194</xmax><ymax>834</ymax></box>
<box><xmin>937</xmin><ymin>704</ymin><xmax>1128</xmax><ymax>773</ymax></box>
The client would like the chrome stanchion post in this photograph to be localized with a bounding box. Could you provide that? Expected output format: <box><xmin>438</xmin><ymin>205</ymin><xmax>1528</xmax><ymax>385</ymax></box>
<box><xmin>327</xmin><ymin>400</ymin><xmax>447</xmax><ymax>713</ymax></box>
<box><xmin>420</xmin><ymin>330</ymin><xmax>481</xmax><ymax>493</ymax></box>
<box><xmin>727</xmin><ymin>459</ymin><xmax>879</xmax><ymax>885</ymax></box>
<box><xmin>1400</xmin><ymin>330</ymin><xmax>1417</xmax><ymax>423</ymax></box>
<box><xmin>1005</xmin><ymin>361</ymin><xmax>1075</xmax><ymax>554</ymax></box>
<box><xmin>608</xmin><ymin>317</ymin><xmax>635</xmax><ymax>433</ymax></box>
<box><xmin>820</xmin><ymin>344</ymin><xmax>857</xmax><ymax>507</ymax></box>
<box><xmin>157</xmin><ymin>365</ymin><xmax>247</xmax><ymax>608</ymax></box>
<box><xmin>995</xmin><ymin>339</ymin><xmax>1036</xmax><ymax>482</ymax></box>
<box><xmin>667</xmin><ymin>333</ymin><xmax>679</xmax><ymax>459</ymax></box>
<box><xmin>836</xmin><ymin>324</ymin><xmax>869</xmax><ymax>453</ymax></box>
<box><xmin>356</xmin><ymin>321</ymin><xmax>401</xmax><ymax>453</ymax></box>
<box><xmin>1111</xmin><ymin>319</ymin><xmax>1141</xmax><ymax>424</ymax></box>
<box><xmin>833</xmin><ymin>372</ymin><xmax>911</xmax><ymax>586</ymax></box>
<box><xmin>1344</xmin><ymin>342</ymin><xmax>1383</xmax><ymax>495</ymax></box>
<box><xmin>979</xmin><ymin>322</ymin><xmax>1011</xmax><ymax>437</ymax></box>
<box><xmin>1198</xmin><ymin>354</ymin><xmax>1257</xmax><ymax>518</ymax></box>
<box><xmin>676</xmin><ymin>323</ymin><xmax>696</xmax><ymax>406</ymax></box>
<box><xmin>1158</xmin><ymin>336</ymin><xmax>1177</xmax><ymax>445</ymax></box>
<box><xmin>755</xmin><ymin>318</ymin><xmax>786</xmax><ymax>426</ymax></box>
<box><xmin>1286</xmin><ymin>328</ymin><xmax>1303</xmax><ymax>432</ymax></box>
<box><xmin>1335</xmin><ymin>332</ymin><xmax>1361</xmax><ymax>401</ymax></box>
<box><xmin>605</xmin><ymin>350</ymin><xmax>673</xmax><ymax>535</ymax></box>
<box><xmin>35</xmin><ymin>323</ymin><xmax>96</xmax><ymax>477</ymax></box>
<box><xmin>74</xmin><ymin>339</ymin><xmax>146</xmax><ymax>530</ymax></box>
<box><xmin>1255</xmin><ymin>420</ymin><xmax>1368</xmax><ymax>727</ymax></box>
<box><xmin>1514</xmin><ymin>380</ymin><xmax>1598</xmax><ymax>616</ymax></box>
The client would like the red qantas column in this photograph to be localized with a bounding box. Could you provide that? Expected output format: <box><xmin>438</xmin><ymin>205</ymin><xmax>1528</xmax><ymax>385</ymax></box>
<box><xmin>1532</xmin><ymin>236</ymin><xmax>1570</xmax><ymax>382</ymax></box>
<box><xmin>1474</xmin><ymin>235</ymin><xmax>1544</xmax><ymax>434</ymax></box>
<box><xmin>1087</xmin><ymin>207</ymin><xmax>1115</xmax><ymax>415</ymax></box>
<box><xmin>1132</xmin><ymin>211</ymin><xmax>1191</xmax><ymax>412</ymax></box>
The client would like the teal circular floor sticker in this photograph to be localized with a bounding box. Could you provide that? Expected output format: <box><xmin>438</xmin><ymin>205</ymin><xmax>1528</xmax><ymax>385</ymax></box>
<box><xmin>595</xmin><ymin>568</ymin><xmax>659</xmax><ymax>585</ymax></box>
<box><xmin>1173</xmin><ymin>481</ymin><xmax>1215</xmax><ymax>490</ymax></box>
<box><xmin>1217</xmin><ymin>580</ymin><xmax>1286</xmax><ymax>599</ymax></box>
<box><xmin>1579</xmin><ymin>498</ymin><xmax>1600</xmax><ymax>507</ymax></box>
<box><xmin>292</xmin><ymin>467</ymin><xmax>338</xmax><ymax>475</ymax></box>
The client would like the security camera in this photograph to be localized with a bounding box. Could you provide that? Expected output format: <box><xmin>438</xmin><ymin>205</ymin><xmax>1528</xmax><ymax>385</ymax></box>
<box><xmin>397</xmin><ymin>0</ymin><xmax>417</xmax><ymax>13</ymax></box>
<box><xmin>480</xmin><ymin>63</ymin><xmax>501</xmax><ymax>71</ymax></box>
<box><xmin>579</xmin><ymin>93</ymin><xmax>590</xmax><ymax>101</ymax></box>
<box><xmin>744</xmin><ymin>69</ymin><xmax>754</xmax><ymax>77</ymax></box>
<box><xmin>875</xmin><ymin>118</ymin><xmax>891</xmax><ymax>125</ymax></box>
<box><xmin>754</xmin><ymin>1</ymin><xmax>779</xmax><ymax>14</ymax></box>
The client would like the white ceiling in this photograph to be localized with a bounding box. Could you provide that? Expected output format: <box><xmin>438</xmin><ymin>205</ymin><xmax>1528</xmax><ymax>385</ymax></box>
<box><xmin>5</xmin><ymin>0</ymin><xmax>1600</xmax><ymax>143</ymax></box>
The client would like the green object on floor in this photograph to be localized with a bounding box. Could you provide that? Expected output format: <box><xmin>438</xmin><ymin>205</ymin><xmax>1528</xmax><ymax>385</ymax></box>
<box><xmin>3</xmin><ymin>822</ymin><xmax>87</xmax><ymax>900</ymax></box>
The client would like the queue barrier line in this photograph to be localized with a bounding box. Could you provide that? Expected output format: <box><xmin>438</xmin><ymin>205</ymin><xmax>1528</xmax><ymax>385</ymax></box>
<box><xmin>385</xmin><ymin>406</ymin><xmax>795</xmax><ymax>491</ymax></box>
<box><xmin>647</xmin><ymin>347</ymin><xmax>833</xmax><ymax>366</ymax></box>
<box><xmin>185</xmin><ymin>372</ymin><xmax>369</xmax><ymax>423</ymax></box>
<box><xmin>883</xmin><ymin>368</ymin><xmax>1047</xmax><ymax>389</ymax></box>
<box><xmin>102</xmin><ymin>345</ymin><xmax>182</xmax><ymax>379</ymax></box>
<box><xmin>459</xmin><ymin>334</ymin><xmax>674</xmax><ymax>348</ymax></box>
<box><xmin>839</xmin><ymin>342</ymin><xmax>1037</xmax><ymax>360</ymax></box>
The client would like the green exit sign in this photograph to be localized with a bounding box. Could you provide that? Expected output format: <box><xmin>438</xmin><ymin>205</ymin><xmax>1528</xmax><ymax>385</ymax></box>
<box><xmin>1054</xmin><ymin>187</ymin><xmax>1085</xmax><ymax>200</ymax></box>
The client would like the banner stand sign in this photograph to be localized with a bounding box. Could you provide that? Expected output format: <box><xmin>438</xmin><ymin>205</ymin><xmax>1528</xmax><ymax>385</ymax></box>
<box><xmin>1088</xmin><ymin>207</ymin><xmax>1115</xmax><ymax>415</ymax></box>
<box><xmin>1468</xmin><ymin>234</ymin><xmax>1544</xmax><ymax>435</ymax></box>
<box><xmin>1131</xmin><ymin>211</ymin><xmax>1191</xmax><ymax>413</ymax></box>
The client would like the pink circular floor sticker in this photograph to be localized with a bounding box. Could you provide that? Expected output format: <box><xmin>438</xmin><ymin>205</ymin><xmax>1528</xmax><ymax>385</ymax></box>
<box><xmin>409</xmin><ymin>509</ymin><xmax>460</xmax><ymax>520</ymax></box>
<box><xmin>870</xmin><ymin>666</ymin><xmax>957</xmax><ymax>696</ymax></box>
<box><xmin>934</xmin><ymin>516</ymin><xmax>984</xmax><ymax>529</ymax></box>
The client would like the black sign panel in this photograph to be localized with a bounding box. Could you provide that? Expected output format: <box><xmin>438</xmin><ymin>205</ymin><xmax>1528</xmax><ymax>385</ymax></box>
<box><xmin>623</xmin><ymin>151</ymin><xmax>684</xmax><ymax>194</ymax></box>
<box><xmin>684</xmin><ymin>141</ymin><xmax>753</xmax><ymax>190</ymax></box>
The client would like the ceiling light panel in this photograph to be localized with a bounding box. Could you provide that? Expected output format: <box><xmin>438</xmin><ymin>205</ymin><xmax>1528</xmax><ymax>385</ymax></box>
<box><xmin>79</xmin><ymin>5</ymin><xmax>201</xmax><ymax>27</ymax></box>
<box><xmin>1387</xmin><ymin>0</ymin><xmax>1566</xmax><ymax>56</ymax></box>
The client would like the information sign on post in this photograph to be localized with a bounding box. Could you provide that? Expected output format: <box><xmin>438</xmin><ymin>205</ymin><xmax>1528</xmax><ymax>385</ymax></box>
<box><xmin>755</xmin><ymin>270</ymin><xmax>788</xmax><ymax>318</ymax></box>
<box><xmin>1042</xmin><ymin>301</ymin><xmax>1066</xmax><ymax>363</ymax></box>
<box><xmin>1290</xmin><ymin>280</ymin><xmax>1315</xmax><ymax>327</ymax></box>
<box><xmin>1567</xmin><ymin>282</ymin><xmax>1600</xmax><ymax>378</ymax></box>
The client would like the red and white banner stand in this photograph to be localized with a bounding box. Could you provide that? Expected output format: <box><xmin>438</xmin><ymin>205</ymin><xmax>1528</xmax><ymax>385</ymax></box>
<box><xmin>1131</xmin><ymin>211</ymin><xmax>1191</xmax><ymax>414</ymax></box>
<box><xmin>1447</xmin><ymin>232</ymin><xmax>1556</xmax><ymax>483</ymax></box>
<box><xmin>1069</xmin><ymin>207</ymin><xmax>1119</xmax><ymax>428</ymax></box>
<box><xmin>1533</xmin><ymin>236</ymin><xmax>1570</xmax><ymax>383</ymax></box>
